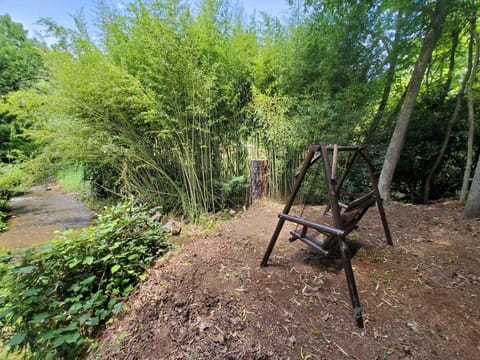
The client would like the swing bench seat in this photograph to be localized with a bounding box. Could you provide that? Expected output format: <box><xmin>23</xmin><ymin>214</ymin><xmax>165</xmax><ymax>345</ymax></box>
<box><xmin>261</xmin><ymin>144</ymin><xmax>393</xmax><ymax>328</ymax></box>
<box><xmin>285</xmin><ymin>190</ymin><xmax>377</xmax><ymax>255</ymax></box>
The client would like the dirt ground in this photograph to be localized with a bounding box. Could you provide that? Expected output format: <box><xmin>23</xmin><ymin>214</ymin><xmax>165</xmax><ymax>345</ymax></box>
<box><xmin>89</xmin><ymin>200</ymin><xmax>480</xmax><ymax>360</ymax></box>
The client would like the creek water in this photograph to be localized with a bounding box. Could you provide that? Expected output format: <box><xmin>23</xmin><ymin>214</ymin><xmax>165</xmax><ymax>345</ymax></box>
<box><xmin>0</xmin><ymin>185</ymin><xmax>94</xmax><ymax>249</ymax></box>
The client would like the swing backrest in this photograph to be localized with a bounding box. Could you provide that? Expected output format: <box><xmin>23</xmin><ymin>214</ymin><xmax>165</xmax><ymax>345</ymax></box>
<box><xmin>344</xmin><ymin>190</ymin><xmax>376</xmax><ymax>211</ymax></box>
<box><xmin>302</xmin><ymin>189</ymin><xmax>377</xmax><ymax>250</ymax></box>
<box><xmin>341</xmin><ymin>190</ymin><xmax>377</xmax><ymax>232</ymax></box>
<box><xmin>279</xmin><ymin>144</ymin><xmax>392</xmax><ymax>257</ymax></box>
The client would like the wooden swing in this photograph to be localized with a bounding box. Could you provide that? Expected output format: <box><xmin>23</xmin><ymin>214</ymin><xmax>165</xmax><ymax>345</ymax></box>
<box><xmin>260</xmin><ymin>144</ymin><xmax>393</xmax><ymax>327</ymax></box>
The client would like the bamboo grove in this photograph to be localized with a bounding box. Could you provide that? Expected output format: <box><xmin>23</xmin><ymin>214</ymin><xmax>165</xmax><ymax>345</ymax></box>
<box><xmin>1</xmin><ymin>0</ymin><xmax>479</xmax><ymax>218</ymax></box>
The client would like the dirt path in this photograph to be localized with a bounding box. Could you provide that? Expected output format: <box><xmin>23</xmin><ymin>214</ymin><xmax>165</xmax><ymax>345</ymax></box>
<box><xmin>0</xmin><ymin>184</ymin><xmax>93</xmax><ymax>248</ymax></box>
<box><xmin>90</xmin><ymin>200</ymin><xmax>480</xmax><ymax>359</ymax></box>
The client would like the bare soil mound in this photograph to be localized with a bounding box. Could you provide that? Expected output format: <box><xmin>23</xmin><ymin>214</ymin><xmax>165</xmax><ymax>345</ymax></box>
<box><xmin>89</xmin><ymin>201</ymin><xmax>480</xmax><ymax>359</ymax></box>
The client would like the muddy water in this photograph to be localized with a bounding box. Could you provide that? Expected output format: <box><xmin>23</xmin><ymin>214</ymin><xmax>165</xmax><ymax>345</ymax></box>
<box><xmin>0</xmin><ymin>185</ymin><xmax>94</xmax><ymax>249</ymax></box>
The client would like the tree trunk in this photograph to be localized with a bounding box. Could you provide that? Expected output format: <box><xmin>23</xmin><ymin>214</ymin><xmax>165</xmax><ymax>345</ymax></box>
<box><xmin>423</xmin><ymin>30</ymin><xmax>468</xmax><ymax>203</ymax></box>
<box><xmin>250</xmin><ymin>160</ymin><xmax>268</xmax><ymax>204</ymax></box>
<box><xmin>465</xmin><ymin>153</ymin><xmax>480</xmax><ymax>218</ymax></box>
<box><xmin>378</xmin><ymin>0</ymin><xmax>449</xmax><ymax>201</ymax></box>
<box><xmin>460</xmin><ymin>19</ymin><xmax>479</xmax><ymax>204</ymax></box>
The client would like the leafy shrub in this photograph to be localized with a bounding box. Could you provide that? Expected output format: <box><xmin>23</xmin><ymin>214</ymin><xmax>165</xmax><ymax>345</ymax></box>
<box><xmin>0</xmin><ymin>165</ymin><xmax>29</xmax><ymax>199</ymax></box>
<box><xmin>0</xmin><ymin>202</ymin><xmax>171</xmax><ymax>359</ymax></box>
<box><xmin>0</xmin><ymin>212</ymin><xmax>6</xmax><ymax>232</ymax></box>
<box><xmin>220</xmin><ymin>175</ymin><xmax>249</xmax><ymax>208</ymax></box>
<box><xmin>0</xmin><ymin>199</ymin><xmax>10</xmax><ymax>212</ymax></box>
<box><xmin>0</xmin><ymin>198</ymin><xmax>10</xmax><ymax>232</ymax></box>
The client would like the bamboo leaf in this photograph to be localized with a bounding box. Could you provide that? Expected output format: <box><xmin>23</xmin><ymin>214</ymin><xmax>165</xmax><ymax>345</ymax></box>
<box><xmin>8</xmin><ymin>332</ymin><xmax>27</xmax><ymax>346</ymax></box>
<box><xmin>30</xmin><ymin>312</ymin><xmax>51</xmax><ymax>324</ymax></box>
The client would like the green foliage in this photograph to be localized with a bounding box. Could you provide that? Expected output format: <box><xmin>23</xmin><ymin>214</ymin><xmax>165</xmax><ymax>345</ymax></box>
<box><xmin>0</xmin><ymin>16</ymin><xmax>48</xmax><ymax>200</ymax></box>
<box><xmin>0</xmin><ymin>215</ymin><xmax>6</xmax><ymax>232</ymax></box>
<box><xmin>0</xmin><ymin>201</ymin><xmax>171</xmax><ymax>359</ymax></box>
<box><xmin>220</xmin><ymin>175</ymin><xmax>249</xmax><ymax>208</ymax></box>
<box><xmin>394</xmin><ymin>94</ymin><xmax>477</xmax><ymax>202</ymax></box>
<box><xmin>56</xmin><ymin>165</ymin><xmax>90</xmax><ymax>199</ymax></box>
<box><xmin>0</xmin><ymin>198</ymin><xmax>10</xmax><ymax>231</ymax></box>
<box><xmin>0</xmin><ymin>164</ymin><xmax>32</xmax><ymax>198</ymax></box>
<box><xmin>38</xmin><ymin>0</ymin><xmax>259</xmax><ymax>216</ymax></box>
<box><xmin>0</xmin><ymin>84</ymin><xmax>51</xmax><ymax>167</ymax></box>
<box><xmin>1</xmin><ymin>0</ymin><xmax>478</xmax><ymax>213</ymax></box>
<box><xmin>0</xmin><ymin>15</ymin><xmax>45</xmax><ymax>177</ymax></box>
<box><xmin>0</xmin><ymin>15</ymin><xmax>43</xmax><ymax>95</ymax></box>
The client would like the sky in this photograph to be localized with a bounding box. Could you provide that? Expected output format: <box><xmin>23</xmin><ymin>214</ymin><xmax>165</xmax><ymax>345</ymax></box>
<box><xmin>1</xmin><ymin>0</ymin><xmax>290</xmax><ymax>37</ymax></box>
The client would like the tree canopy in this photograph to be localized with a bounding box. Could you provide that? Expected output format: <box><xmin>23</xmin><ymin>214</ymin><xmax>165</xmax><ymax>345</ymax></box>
<box><xmin>0</xmin><ymin>0</ymin><xmax>479</xmax><ymax>216</ymax></box>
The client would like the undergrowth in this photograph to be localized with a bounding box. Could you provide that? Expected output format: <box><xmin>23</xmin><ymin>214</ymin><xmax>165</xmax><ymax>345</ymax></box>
<box><xmin>0</xmin><ymin>199</ymin><xmax>10</xmax><ymax>232</ymax></box>
<box><xmin>0</xmin><ymin>201</ymin><xmax>172</xmax><ymax>359</ymax></box>
<box><xmin>57</xmin><ymin>165</ymin><xmax>89</xmax><ymax>196</ymax></box>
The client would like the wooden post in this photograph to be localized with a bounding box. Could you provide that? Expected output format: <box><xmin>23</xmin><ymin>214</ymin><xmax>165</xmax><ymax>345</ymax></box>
<box><xmin>250</xmin><ymin>160</ymin><xmax>268</xmax><ymax>204</ymax></box>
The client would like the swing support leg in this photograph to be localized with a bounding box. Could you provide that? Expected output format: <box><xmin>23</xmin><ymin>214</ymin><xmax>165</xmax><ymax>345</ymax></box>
<box><xmin>261</xmin><ymin>218</ymin><xmax>286</xmax><ymax>267</ymax></box>
<box><xmin>338</xmin><ymin>236</ymin><xmax>364</xmax><ymax>327</ymax></box>
<box><xmin>358</xmin><ymin>149</ymin><xmax>393</xmax><ymax>245</ymax></box>
<box><xmin>261</xmin><ymin>145</ymin><xmax>319</xmax><ymax>267</ymax></box>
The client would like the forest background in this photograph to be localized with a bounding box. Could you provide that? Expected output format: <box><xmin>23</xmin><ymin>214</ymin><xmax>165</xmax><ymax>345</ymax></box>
<box><xmin>1</xmin><ymin>0</ymin><xmax>480</xmax><ymax>223</ymax></box>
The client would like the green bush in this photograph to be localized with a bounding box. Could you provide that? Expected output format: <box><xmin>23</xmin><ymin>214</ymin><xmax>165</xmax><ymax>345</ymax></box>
<box><xmin>0</xmin><ymin>212</ymin><xmax>6</xmax><ymax>232</ymax></box>
<box><xmin>220</xmin><ymin>175</ymin><xmax>249</xmax><ymax>208</ymax></box>
<box><xmin>0</xmin><ymin>201</ymin><xmax>171</xmax><ymax>359</ymax></box>
<box><xmin>0</xmin><ymin>198</ymin><xmax>10</xmax><ymax>232</ymax></box>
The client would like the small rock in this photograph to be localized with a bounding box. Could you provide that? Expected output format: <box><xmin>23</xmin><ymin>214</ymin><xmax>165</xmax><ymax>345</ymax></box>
<box><xmin>230</xmin><ymin>317</ymin><xmax>241</xmax><ymax>326</ymax></box>
<box><xmin>197</xmin><ymin>317</ymin><xmax>212</xmax><ymax>331</ymax></box>
<box><xmin>165</xmin><ymin>219</ymin><xmax>182</xmax><ymax>235</ymax></box>
<box><xmin>214</xmin><ymin>332</ymin><xmax>225</xmax><ymax>344</ymax></box>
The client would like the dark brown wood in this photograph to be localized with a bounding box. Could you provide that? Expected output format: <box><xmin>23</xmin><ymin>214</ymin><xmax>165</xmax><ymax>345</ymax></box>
<box><xmin>358</xmin><ymin>148</ymin><xmax>393</xmax><ymax>245</ymax></box>
<box><xmin>261</xmin><ymin>147</ymin><xmax>317</xmax><ymax>267</ymax></box>
<box><xmin>260</xmin><ymin>143</ymin><xmax>393</xmax><ymax>327</ymax></box>
<box><xmin>320</xmin><ymin>144</ymin><xmax>343</xmax><ymax>229</ymax></box>
<box><xmin>279</xmin><ymin>213</ymin><xmax>345</xmax><ymax>236</ymax></box>
<box><xmin>289</xmin><ymin>230</ymin><xmax>329</xmax><ymax>255</ymax></box>
<box><xmin>346</xmin><ymin>190</ymin><xmax>376</xmax><ymax>211</ymax></box>
<box><xmin>320</xmin><ymin>144</ymin><xmax>365</xmax><ymax>327</ymax></box>
<box><xmin>339</xmin><ymin>238</ymin><xmax>364</xmax><ymax>327</ymax></box>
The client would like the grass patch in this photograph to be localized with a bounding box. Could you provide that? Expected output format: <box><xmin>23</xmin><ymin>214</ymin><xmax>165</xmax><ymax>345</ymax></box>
<box><xmin>57</xmin><ymin>165</ymin><xmax>87</xmax><ymax>193</ymax></box>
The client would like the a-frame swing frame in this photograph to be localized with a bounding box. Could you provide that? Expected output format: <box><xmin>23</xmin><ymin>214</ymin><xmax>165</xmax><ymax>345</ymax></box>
<box><xmin>260</xmin><ymin>144</ymin><xmax>393</xmax><ymax>327</ymax></box>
